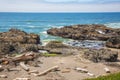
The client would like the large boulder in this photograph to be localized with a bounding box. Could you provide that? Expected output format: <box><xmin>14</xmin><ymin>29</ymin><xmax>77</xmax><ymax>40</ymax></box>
<box><xmin>47</xmin><ymin>24</ymin><xmax>120</xmax><ymax>41</ymax></box>
<box><xmin>0</xmin><ymin>29</ymin><xmax>40</xmax><ymax>55</ymax></box>
<box><xmin>0</xmin><ymin>29</ymin><xmax>40</xmax><ymax>44</ymax></box>
<box><xmin>106</xmin><ymin>36</ymin><xmax>120</xmax><ymax>49</ymax></box>
<box><xmin>83</xmin><ymin>49</ymin><xmax>118</xmax><ymax>63</ymax></box>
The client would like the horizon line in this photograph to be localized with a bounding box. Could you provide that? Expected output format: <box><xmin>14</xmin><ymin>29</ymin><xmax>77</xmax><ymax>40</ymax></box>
<box><xmin>0</xmin><ymin>11</ymin><xmax>120</xmax><ymax>13</ymax></box>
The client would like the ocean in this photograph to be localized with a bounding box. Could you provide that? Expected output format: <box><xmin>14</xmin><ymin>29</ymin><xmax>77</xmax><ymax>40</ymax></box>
<box><xmin>0</xmin><ymin>12</ymin><xmax>120</xmax><ymax>43</ymax></box>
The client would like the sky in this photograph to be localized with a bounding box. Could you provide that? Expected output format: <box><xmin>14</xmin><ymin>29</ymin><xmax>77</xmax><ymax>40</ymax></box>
<box><xmin>0</xmin><ymin>0</ymin><xmax>120</xmax><ymax>12</ymax></box>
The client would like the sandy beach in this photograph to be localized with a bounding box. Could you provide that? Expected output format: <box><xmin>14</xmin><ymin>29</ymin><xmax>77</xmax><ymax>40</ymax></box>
<box><xmin>0</xmin><ymin>48</ymin><xmax>120</xmax><ymax>80</ymax></box>
<box><xmin>0</xmin><ymin>24</ymin><xmax>120</xmax><ymax>80</ymax></box>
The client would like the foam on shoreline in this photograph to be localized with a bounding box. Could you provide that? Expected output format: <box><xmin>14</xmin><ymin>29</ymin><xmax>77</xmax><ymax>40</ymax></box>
<box><xmin>105</xmin><ymin>22</ymin><xmax>120</xmax><ymax>28</ymax></box>
<box><xmin>66</xmin><ymin>40</ymin><xmax>105</xmax><ymax>49</ymax></box>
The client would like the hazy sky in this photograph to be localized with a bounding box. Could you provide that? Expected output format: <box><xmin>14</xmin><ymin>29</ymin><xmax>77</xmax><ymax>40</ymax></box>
<box><xmin>0</xmin><ymin>0</ymin><xmax>120</xmax><ymax>12</ymax></box>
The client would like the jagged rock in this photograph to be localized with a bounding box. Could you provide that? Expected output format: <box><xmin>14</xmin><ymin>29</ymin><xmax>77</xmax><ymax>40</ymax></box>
<box><xmin>106</xmin><ymin>36</ymin><xmax>120</xmax><ymax>49</ymax></box>
<box><xmin>47</xmin><ymin>24</ymin><xmax>120</xmax><ymax>41</ymax></box>
<box><xmin>45</xmin><ymin>41</ymin><xmax>69</xmax><ymax>48</ymax></box>
<box><xmin>83</xmin><ymin>49</ymin><xmax>118</xmax><ymax>63</ymax></box>
<box><xmin>43</xmin><ymin>41</ymin><xmax>81</xmax><ymax>55</ymax></box>
<box><xmin>0</xmin><ymin>42</ymin><xmax>15</xmax><ymax>55</ymax></box>
<box><xmin>0</xmin><ymin>29</ymin><xmax>40</xmax><ymax>44</ymax></box>
<box><xmin>0</xmin><ymin>29</ymin><xmax>40</xmax><ymax>54</ymax></box>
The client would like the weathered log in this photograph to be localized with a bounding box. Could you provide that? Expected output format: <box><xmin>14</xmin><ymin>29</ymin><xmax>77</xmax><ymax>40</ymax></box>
<box><xmin>87</xmin><ymin>72</ymin><xmax>95</xmax><ymax>76</ymax></box>
<box><xmin>13</xmin><ymin>78</ymin><xmax>30</xmax><ymax>80</ymax></box>
<box><xmin>9</xmin><ymin>68</ymin><xmax>21</xmax><ymax>71</ymax></box>
<box><xmin>61</xmin><ymin>68</ymin><xmax>71</xmax><ymax>73</ymax></box>
<box><xmin>20</xmin><ymin>62</ymin><xmax>29</xmax><ymax>71</ymax></box>
<box><xmin>0</xmin><ymin>58</ymin><xmax>10</xmax><ymax>65</ymax></box>
<box><xmin>0</xmin><ymin>65</ymin><xmax>4</xmax><ymax>71</ymax></box>
<box><xmin>34</xmin><ymin>66</ymin><xmax>59</xmax><ymax>76</ymax></box>
<box><xmin>28</xmin><ymin>70</ymin><xmax>39</xmax><ymax>74</ymax></box>
<box><xmin>104</xmin><ymin>67</ymin><xmax>110</xmax><ymax>73</ymax></box>
<box><xmin>0</xmin><ymin>75</ymin><xmax>7</xmax><ymax>78</ymax></box>
<box><xmin>75</xmin><ymin>67</ymin><xmax>88</xmax><ymax>73</ymax></box>
<box><xmin>0</xmin><ymin>65</ymin><xmax>2</xmax><ymax>68</ymax></box>
<box><xmin>12</xmin><ymin>52</ymin><xmax>36</xmax><ymax>62</ymax></box>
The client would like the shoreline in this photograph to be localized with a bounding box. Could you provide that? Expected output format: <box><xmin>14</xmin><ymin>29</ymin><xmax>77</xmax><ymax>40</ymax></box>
<box><xmin>0</xmin><ymin>24</ymin><xmax>120</xmax><ymax>80</ymax></box>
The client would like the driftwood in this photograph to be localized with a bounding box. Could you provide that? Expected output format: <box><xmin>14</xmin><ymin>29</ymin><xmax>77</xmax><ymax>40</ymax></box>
<box><xmin>0</xmin><ymin>65</ymin><xmax>2</xmax><ymax>68</ymax></box>
<box><xmin>9</xmin><ymin>68</ymin><xmax>21</xmax><ymax>71</ymax></box>
<box><xmin>87</xmin><ymin>72</ymin><xmax>95</xmax><ymax>77</ymax></box>
<box><xmin>34</xmin><ymin>66</ymin><xmax>59</xmax><ymax>76</ymax></box>
<box><xmin>0</xmin><ymin>65</ymin><xmax>4</xmax><ymax>71</ymax></box>
<box><xmin>61</xmin><ymin>68</ymin><xmax>71</xmax><ymax>73</ymax></box>
<box><xmin>75</xmin><ymin>67</ymin><xmax>88</xmax><ymax>73</ymax></box>
<box><xmin>0</xmin><ymin>75</ymin><xmax>7</xmax><ymax>78</ymax></box>
<box><xmin>12</xmin><ymin>52</ymin><xmax>36</xmax><ymax>62</ymax></box>
<box><xmin>28</xmin><ymin>70</ymin><xmax>39</xmax><ymax>74</ymax></box>
<box><xmin>13</xmin><ymin>78</ymin><xmax>30</xmax><ymax>80</ymax></box>
<box><xmin>0</xmin><ymin>58</ymin><xmax>10</xmax><ymax>65</ymax></box>
<box><xmin>104</xmin><ymin>67</ymin><xmax>110</xmax><ymax>73</ymax></box>
<box><xmin>0</xmin><ymin>52</ymin><xmax>36</xmax><ymax>65</ymax></box>
<box><xmin>20</xmin><ymin>62</ymin><xmax>29</xmax><ymax>71</ymax></box>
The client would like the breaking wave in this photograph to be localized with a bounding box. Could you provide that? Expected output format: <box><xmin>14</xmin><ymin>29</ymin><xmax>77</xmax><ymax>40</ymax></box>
<box><xmin>105</xmin><ymin>22</ymin><xmax>120</xmax><ymax>28</ymax></box>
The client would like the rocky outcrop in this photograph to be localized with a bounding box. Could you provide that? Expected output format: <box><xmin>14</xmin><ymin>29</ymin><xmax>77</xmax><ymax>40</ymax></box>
<box><xmin>43</xmin><ymin>41</ymin><xmax>81</xmax><ymax>55</ymax></box>
<box><xmin>83</xmin><ymin>49</ymin><xmax>118</xmax><ymax>63</ymax></box>
<box><xmin>42</xmin><ymin>41</ymin><xmax>118</xmax><ymax>62</ymax></box>
<box><xmin>106</xmin><ymin>36</ymin><xmax>120</xmax><ymax>49</ymax></box>
<box><xmin>47</xmin><ymin>24</ymin><xmax>120</xmax><ymax>41</ymax></box>
<box><xmin>0</xmin><ymin>42</ymin><xmax>15</xmax><ymax>55</ymax></box>
<box><xmin>0</xmin><ymin>29</ymin><xmax>40</xmax><ymax>44</ymax></box>
<box><xmin>45</xmin><ymin>41</ymin><xmax>69</xmax><ymax>49</ymax></box>
<box><xmin>0</xmin><ymin>29</ymin><xmax>40</xmax><ymax>55</ymax></box>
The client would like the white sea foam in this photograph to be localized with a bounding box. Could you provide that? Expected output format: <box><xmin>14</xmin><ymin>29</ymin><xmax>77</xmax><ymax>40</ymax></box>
<box><xmin>41</xmin><ymin>31</ymin><xmax>47</xmax><ymax>34</ymax></box>
<box><xmin>27</xmin><ymin>22</ymin><xmax>31</xmax><ymax>24</ymax></box>
<box><xmin>28</xmin><ymin>26</ymin><xmax>36</xmax><ymax>28</ymax></box>
<box><xmin>51</xmin><ymin>26</ymin><xmax>58</xmax><ymax>28</ymax></box>
<box><xmin>105</xmin><ymin>22</ymin><xmax>120</xmax><ymax>28</ymax></box>
<box><xmin>57</xmin><ymin>26</ymin><xmax>64</xmax><ymax>28</ymax></box>
<box><xmin>9</xmin><ymin>25</ymin><xmax>23</xmax><ymax>27</ymax></box>
<box><xmin>51</xmin><ymin>25</ymin><xmax>63</xmax><ymax>28</ymax></box>
<box><xmin>0</xmin><ymin>28</ymin><xmax>10</xmax><ymax>29</ymax></box>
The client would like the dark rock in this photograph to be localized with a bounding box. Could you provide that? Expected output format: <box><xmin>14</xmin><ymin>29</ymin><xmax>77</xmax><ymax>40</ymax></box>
<box><xmin>14</xmin><ymin>43</ymin><xmax>39</xmax><ymax>53</ymax></box>
<box><xmin>0</xmin><ymin>29</ymin><xmax>40</xmax><ymax>55</ymax></box>
<box><xmin>45</xmin><ymin>41</ymin><xmax>69</xmax><ymax>48</ymax></box>
<box><xmin>47</xmin><ymin>24</ymin><xmax>120</xmax><ymax>41</ymax></box>
<box><xmin>0</xmin><ymin>42</ymin><xmax>15</xmax><ymax>55</ymax></box>
<box><xmin>83</xmin><ymin>49</ymin><xmax>118</xmax><ymax>63</ymax></box>
<box><xmin>43</xmin><ymin>41</ymin><xmax>81</xmax><ymax>55</ymax></box>
<box><xmin>106</xmin><ymin>36</ymin><xmax>120</xmax><ymax>49</ymax></box>
<box><xmin>0</xmin><ymin>29</ymin><xmax>40</xmax><ymax>44</ymax></box>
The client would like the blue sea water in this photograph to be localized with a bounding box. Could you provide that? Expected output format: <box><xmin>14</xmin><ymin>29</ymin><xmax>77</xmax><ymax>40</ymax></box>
<box><xmin>0</xmin><ymin>12</ymin><xmax>120</xmax><ymax>43</ymax></box>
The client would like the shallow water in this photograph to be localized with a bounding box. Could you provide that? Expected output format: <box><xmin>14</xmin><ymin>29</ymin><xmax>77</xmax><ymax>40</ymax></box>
<box><xmin>66</xmin><ymin>40</ymin><xmax>105</xmax><ymax>49</ymax></box>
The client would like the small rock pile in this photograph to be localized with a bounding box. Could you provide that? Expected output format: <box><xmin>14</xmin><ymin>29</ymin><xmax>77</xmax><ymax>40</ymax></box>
<box><xmin>84</xmin><ymin>49</ymin><xmax>118</xmax><ymax>63</ymax></box>
<box><xmin>106</xmin><ymin>36</ymin><xmax>120</xmax><ymax>49</ymax></box>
